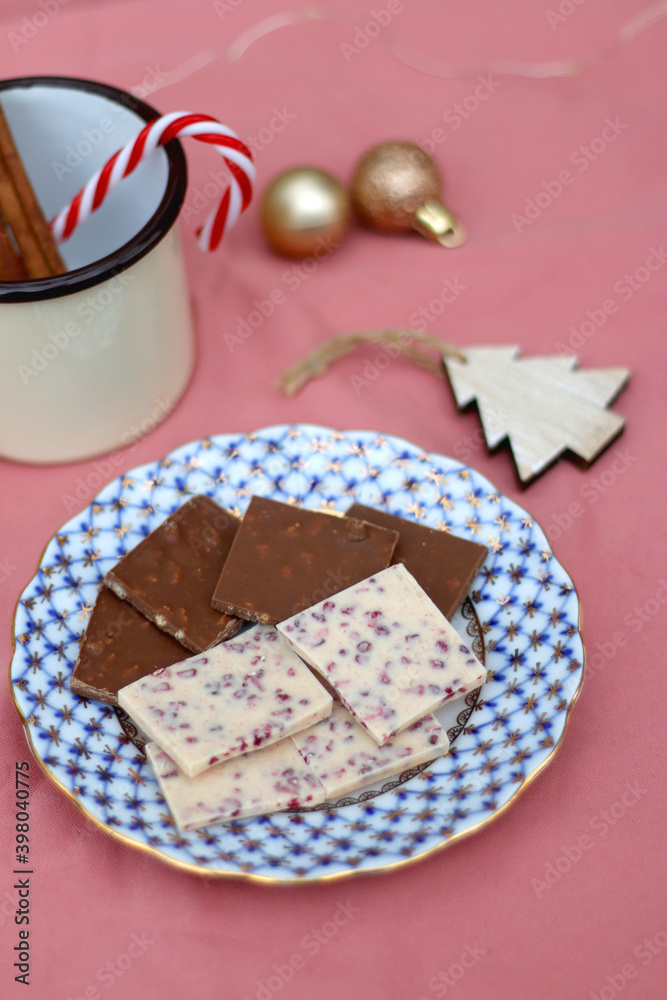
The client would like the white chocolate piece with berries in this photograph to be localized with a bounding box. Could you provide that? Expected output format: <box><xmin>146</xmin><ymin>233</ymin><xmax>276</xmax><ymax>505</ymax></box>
<box><xmin>291</xmin><ymin>699</ymin><xmax>450</xmax><ymax>799</ymax></box>
<box><xmin>119</xmin><ymin>625</ymin><xmax>332</xmax><ymax>776</ymax></box>
<box><xmin>278</xmin><ymin>564</ymin><xmax>485</xmax><ymax>745</ymax></box>
<box><xmin>146</xmin><ymin>739</ymin><xmax>325</xmax><ymax>831</ymax></box>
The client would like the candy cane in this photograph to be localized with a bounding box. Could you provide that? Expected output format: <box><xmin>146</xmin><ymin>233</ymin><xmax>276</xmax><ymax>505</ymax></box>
<box><xmin>50</xmin><ymin>112</ymin><xmax>255</xmax><ymax>252</ymax></box>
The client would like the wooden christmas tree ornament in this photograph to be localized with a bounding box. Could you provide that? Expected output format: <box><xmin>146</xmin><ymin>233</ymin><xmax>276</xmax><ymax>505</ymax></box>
<box><xmin>444</xmin><ymin>346</ymin><xmax>630</xmax><ymax>483</ymax></box>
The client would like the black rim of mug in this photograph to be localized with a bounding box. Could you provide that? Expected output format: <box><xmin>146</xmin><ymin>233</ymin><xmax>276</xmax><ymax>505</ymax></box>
<box><xmin>0</xmin><ymin>75</ymin><xmax>188</xmax><ymax>303</ymax></box>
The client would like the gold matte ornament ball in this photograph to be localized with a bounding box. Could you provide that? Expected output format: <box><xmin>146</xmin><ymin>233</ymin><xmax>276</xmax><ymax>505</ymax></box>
<box><xmin>260</xmin><ymin>168</ymin><xmax>351</xmax><ymax>258</ymax></box>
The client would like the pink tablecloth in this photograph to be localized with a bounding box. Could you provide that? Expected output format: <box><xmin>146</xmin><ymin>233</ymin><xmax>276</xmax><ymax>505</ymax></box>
<box><xmin>1</xmin><ymin>1</ymin><xmax>666</xmax><ymax>997</ymax></box>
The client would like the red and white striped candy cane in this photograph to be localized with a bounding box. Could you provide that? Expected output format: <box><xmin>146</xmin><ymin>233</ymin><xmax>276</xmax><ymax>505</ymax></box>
<box><xmin>50</xmin><ymin>112</ymin><xmax>255</xmax><ymax>252</ymax></box>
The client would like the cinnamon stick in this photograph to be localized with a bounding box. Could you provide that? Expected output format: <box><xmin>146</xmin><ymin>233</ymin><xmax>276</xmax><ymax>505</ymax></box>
<box><xmin>0</xmin><ymin>104</ymin><xmax>65</xmax><ymax>280</ymax></box>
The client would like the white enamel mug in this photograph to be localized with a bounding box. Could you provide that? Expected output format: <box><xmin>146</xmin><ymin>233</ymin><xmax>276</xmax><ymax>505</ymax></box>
<box><xmin>0</xmin><ymin>76</ymin><xmax>194</xmax><ymax>464</ymax></box>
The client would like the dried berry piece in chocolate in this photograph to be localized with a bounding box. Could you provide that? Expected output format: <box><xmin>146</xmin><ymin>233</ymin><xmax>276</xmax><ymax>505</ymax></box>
<box><xmin>106</xmin><ymin>495</ymin><xmax>242</xmax><ymax>652</ymax></box>
<box><xmin>70</xmin><ymin>587</ymin><xmax>189</xmax><ymax>706</ymax></box>
<box><xmin>346</xmin><ymin>502</ymin><xmax>487</xmax><ymax>620</ymax></box>
<box><xmin>211</xmin><ymin>496</ymin><xmax>398</xmax><ymax>626</ymax></box>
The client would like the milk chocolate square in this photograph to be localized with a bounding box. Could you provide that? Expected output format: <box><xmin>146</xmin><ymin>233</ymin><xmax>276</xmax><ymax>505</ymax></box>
<box><xmin>70</xmin><ymin>587</ymin><xmax>188</xmax><ymax>706</ymax></box>
<box><xmin>106</xmin><ymin>495</ymin><xmax>242</xmax><ymax>652</ymax></box>
<box><xmin>211</xmin><ymin>496</ymin><xmax>398</xmax><ymax>626</ymax></box>
<box><xmin>346</xmin><ymin>502</ymin><xmax>487</xmax><ymax>619</ymax></box>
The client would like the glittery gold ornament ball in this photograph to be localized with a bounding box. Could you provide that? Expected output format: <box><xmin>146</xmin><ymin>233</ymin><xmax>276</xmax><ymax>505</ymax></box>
<box><xmin>351</xmin><ymin>141</ymin><xmax>441</xmax><ymax>232</ymax></box>
<box><xmin>260</xmin><ymin>168</ymin><xmax>351</xmax><ymax>259</ymax></box>
<box><xmin>351</xmin><ymin>141</ymin><xmax>466</xmax><ymax>247</ymax></box>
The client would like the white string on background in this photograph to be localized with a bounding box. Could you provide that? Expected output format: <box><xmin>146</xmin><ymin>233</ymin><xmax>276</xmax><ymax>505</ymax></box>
<box><xmin>224</xmin><ymin>1</ymin><xmax>667</xmax><ymax>79</ymax></box>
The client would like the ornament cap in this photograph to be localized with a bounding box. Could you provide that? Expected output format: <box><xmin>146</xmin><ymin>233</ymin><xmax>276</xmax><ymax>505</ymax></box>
<box><xmin>413</xmin><ymin>199</ymin><xmax>466</xmax><ymax>248</ymax></box>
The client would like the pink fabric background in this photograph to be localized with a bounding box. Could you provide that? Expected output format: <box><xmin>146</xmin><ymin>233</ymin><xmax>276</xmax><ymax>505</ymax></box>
<box><xmin>1</xmin><ymin>1</ymin><xmax>666</xmax><ymax>997</ymax></box>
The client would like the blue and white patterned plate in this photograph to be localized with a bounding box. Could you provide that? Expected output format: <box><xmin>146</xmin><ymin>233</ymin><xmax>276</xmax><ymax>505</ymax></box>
<box><xmin>9</xmin><ymin>425</ymin><xmax>585</xmax><ymax>882</ymax></box>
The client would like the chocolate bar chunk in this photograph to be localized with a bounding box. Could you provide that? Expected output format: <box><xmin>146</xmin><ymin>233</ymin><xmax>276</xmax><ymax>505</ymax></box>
<box><xmin>106</xmin><ymin>495</ymin><xmax>243</xmax><ymax>652</ymax></box>
<box><xmin>346</xmin><ymin>502</ymin><xmax>487</xmax><ymax>619</ymax></box>
<box><xmin>118</xmin><ymin>625</ymin><xmax>333</xmax><ymax>776</ymax></box>
<box><xmin>211</xmin><ymin>496</ymin><xmax>398</xmax><ymax>626</ymax></box>
<box><xmin>70</xmin><ymin>587</ymin><xmax>188</xmax><ymax>706</ymax></box>
<box><xmin>145</xmin><ymin>739</ymin><xmax>325</xmax><ymax>832</ymax></box>
<box><xmin>278</xmin><ymin>563</ymin><xmax>486</xmax><ymax>745</ymax></box>
<box><xmin>291</xmin><ymin>700</ymin><xmax>450</xmax><ymax>799</ymax></box>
